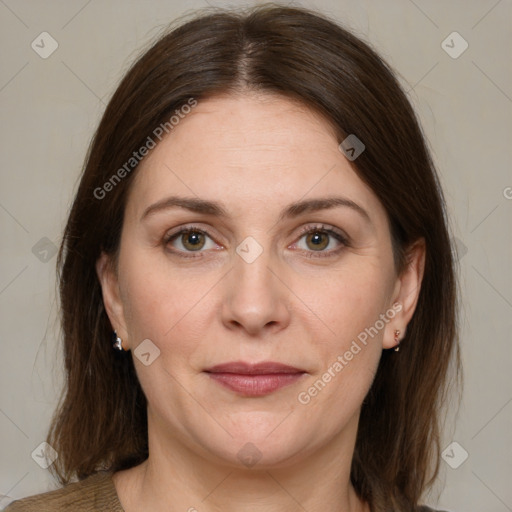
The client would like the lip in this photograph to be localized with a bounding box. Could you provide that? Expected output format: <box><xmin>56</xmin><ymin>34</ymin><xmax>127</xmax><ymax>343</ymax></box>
<box><xmin>204</xmin><ymin>361</ymin><xmax>306</xmax><ymax>397</ymax></box>
<box><xmin>205</xmin><ymin>361</ymin><xmax>305</xmax><ymax>375</ymax></box>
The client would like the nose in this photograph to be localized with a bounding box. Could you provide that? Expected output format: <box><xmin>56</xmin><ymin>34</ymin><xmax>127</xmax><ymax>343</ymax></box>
<box><xmin>220</xmin><ymin>244</ymin><xmax>291</xmax><ymax>337</ymax></box>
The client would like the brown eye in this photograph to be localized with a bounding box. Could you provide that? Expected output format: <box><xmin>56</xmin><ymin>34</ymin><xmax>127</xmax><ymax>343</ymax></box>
<box><xmin>293</xmin><ymin>224</ymin><xmax>348</xmax><ymax>258</ymax></box>
<box><xmin>179</xmin><ymin>230</ymin><xmax>206</xmax><ymax>251</ymax></box>
<box><xmin>164</xmin><ymin>226</ymin><xmax>221</xmax><ymax>258</ymax></box>
<box><xmin>305</xmin><ymin>231</ymin><xmax>329</xmax><ymax>251</ymax></box>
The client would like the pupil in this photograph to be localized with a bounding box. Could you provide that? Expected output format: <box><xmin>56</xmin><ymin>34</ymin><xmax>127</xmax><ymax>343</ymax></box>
<box><xmin>312</xmin><ymin>233</ymin><xmax>322</xmax><ymax>244</ymax></box>
<box><xmin>189</xmin><ymin>233</ymin><xmax>200</xmax><ymax>244</ymax></box>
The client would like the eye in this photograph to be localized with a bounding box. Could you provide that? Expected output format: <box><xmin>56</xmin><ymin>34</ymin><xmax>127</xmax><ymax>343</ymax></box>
<box><xmin>164</xmin><ymin>226</ymin><xmax>220</xmax><ymax>258</ymax></box>
<box><xmin>292</xmin><ymin>224</ymin><xmax>348</xmax><ymax>258</ymax></box>
<box><xmin>164</xmin><ymin>223</ymin><xmax>348</xmax><ymax>260</ymax></box>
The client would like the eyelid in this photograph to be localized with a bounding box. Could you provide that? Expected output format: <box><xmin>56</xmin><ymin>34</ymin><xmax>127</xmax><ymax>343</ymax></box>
<box><xmin>164</xmin><ymin>224</ymin><xmax>217</xmax><ymax>242</ymax></box>
<box><xmin>294</xmin><ymin>223</ymin><xmax>349</xmax><ymax>244</ymax></box>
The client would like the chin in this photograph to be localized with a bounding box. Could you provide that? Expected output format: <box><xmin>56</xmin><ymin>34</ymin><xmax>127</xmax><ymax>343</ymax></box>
<box><xmin>199</xmin><ymin>425</ymin><xmax>314</xmax><ymax>471</ymax></box>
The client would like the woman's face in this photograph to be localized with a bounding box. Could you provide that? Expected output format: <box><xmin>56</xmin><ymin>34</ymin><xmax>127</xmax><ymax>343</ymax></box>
<box><xmin>98</xmin><ymin>93</ymin><xmax>423</xmax><ymax>469</ymax></box>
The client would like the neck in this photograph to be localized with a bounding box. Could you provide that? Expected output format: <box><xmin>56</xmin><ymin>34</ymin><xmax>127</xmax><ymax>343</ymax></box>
<box><xmin>114</xmin><ymin>412</ymin><xmax>368</xmax><ymax>512</ymax></box>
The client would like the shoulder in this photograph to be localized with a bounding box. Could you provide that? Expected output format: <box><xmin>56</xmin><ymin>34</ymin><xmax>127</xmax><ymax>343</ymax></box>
<box><xmin>2</xmin><ymin>472</ymin><xmax>123</xmax><ymax>512</ymax></box>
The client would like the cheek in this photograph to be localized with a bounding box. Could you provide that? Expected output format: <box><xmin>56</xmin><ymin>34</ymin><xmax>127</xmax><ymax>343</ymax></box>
<box><xmin>296</xmin><ymin>264</ymin><xmax>389</xmax><ymax>404</ymax></box>
<box><xmin>316</xmin><ymin>263</ymin><xmax>391</xmax><ymax>341</ymax></box>
<box><xmin>118</xmin><ymin>248</ymin><xmax>218</xmax><ymax>359</ymax></box>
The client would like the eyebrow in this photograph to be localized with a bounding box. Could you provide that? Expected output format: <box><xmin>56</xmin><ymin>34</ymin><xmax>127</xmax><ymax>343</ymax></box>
<box><xmin>141</xmin><ymin>195</ymin><xmax>371</xmax><ymax>224</ymax></box>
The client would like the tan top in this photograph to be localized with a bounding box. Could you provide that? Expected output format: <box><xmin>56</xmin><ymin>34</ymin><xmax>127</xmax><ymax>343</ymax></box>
<box><xmin>3</xmin><ymin>471</ymin><xmax>447</xmax><ymax>511</ymax></box>
<box><xmin>3</xmin><ymin>472</ymin><xmax>124</xmax><ymax>512</ymax></box>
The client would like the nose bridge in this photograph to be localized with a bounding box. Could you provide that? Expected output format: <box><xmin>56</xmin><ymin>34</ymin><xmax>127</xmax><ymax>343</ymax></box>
<box><xmin>236</xmin><ymin>244</ymin><xmax>273</xmax><ymax>289</ymax></box>
<box><xmin>232</xmin><ymin>236</ymin><xmax>277</xmax><ymax>303</ymax></box>
<box><xmin>221</xmin><ymin>235</ymin><xmax>290</xmax><ymax>334</ymax></box>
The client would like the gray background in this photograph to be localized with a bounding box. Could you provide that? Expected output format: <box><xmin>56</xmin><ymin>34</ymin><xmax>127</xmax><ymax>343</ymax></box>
<box><xmin>0</xmin><ymin>0</ymin><xmax>511</xmax><ymax>510</ymax></box>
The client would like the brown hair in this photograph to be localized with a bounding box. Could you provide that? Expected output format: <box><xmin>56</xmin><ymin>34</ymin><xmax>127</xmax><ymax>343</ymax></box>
<box><xmin>49</xmin><ymin>4</ymin><xmax>460</xmax><ymax>511</ymax></box>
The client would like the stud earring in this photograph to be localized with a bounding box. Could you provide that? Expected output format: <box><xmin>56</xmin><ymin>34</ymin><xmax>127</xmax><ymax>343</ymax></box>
<box><xmin>112</xmin><ymin>330</ymin><xmax>123</xmax><ymax>351</ymax></box>
<box><xmin>394</xmin><ymin>329</ymin><xmax>401</xmax><ymax>352</ymax></box>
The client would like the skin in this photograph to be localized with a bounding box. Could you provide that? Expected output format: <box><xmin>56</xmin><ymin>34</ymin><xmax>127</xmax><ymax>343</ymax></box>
<box><xmin>97</xmin><ymin>92</ymin><xmax>425</xmax><ymax>512</ymax></box>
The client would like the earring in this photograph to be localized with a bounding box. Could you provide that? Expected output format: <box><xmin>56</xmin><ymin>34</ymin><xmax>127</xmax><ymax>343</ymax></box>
<box><xmin>394</xmin><ymin>329</ymin><xmax>401</xmax><ymax>352</ymax></box>
<box><xmin>112</xmin><ymin>330</ymin><xmax>123</xmax><ymax>351</ymax></box>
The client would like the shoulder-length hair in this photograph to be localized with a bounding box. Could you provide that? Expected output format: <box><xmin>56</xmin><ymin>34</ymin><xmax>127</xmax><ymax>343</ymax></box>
<box><xmin>48</xmin><ymin>4</ymin><xmax>461</xmax><ymax>511</ymax></box>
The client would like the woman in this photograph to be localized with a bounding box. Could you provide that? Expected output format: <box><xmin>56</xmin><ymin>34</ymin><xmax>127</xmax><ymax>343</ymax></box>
<box><xmin>5</xmin><ymin>4</ymin><xmax>460</xmax><ymax>511</ymax></box>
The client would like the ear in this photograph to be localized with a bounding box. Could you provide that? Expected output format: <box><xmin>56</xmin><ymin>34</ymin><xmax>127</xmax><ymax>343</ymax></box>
<box><xmin>383</xmin><ymin>238</ymin><xmax>426</xmax><ymax>349</ymax></box>
<box><xmin>96</xmin><ymin>252</ymin><xmax>130</xmax><ymax>348</ymax></box>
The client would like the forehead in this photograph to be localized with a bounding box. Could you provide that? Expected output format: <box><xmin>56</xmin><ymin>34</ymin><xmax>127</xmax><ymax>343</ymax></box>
<box><xmin>126</xmin><ymin>93</ymin><xmax>385</xmax><ymax>222</ymax></box>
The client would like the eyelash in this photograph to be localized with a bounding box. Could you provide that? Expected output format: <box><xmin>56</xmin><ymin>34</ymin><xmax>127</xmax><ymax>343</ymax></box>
<box><xmin>163</xmin><ymin>223</ymin><xmax>349</xmax><ymax>260</ymax></box>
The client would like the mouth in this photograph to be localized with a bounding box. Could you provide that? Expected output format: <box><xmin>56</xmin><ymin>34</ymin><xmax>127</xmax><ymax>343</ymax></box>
<box><xmin>203</xmin><ymin>361</ymin><xmax>307</xmax><ymax>397</ymax></box>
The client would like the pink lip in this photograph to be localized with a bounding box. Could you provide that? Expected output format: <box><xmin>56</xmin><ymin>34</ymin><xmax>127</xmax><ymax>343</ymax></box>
<box><xmin>204</xmin><ymin>361</ymin><xmax>306</xmax><ymax>397</ymax></box>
